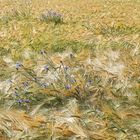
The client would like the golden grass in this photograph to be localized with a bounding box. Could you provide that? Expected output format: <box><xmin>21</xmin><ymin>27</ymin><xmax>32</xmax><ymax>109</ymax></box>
<box><xmin>0</xmin><ymin>109</ymin><xmax>45</xmax><ymax>139</ymax></box>
<box><xmin>0</xmin><ymin>0</ymin><xmax>140</xmax><ymax>53</ymax></box>
<box><xmin>0</xmin><ymin>47</ymin><xmax>140</xmax><ymax>139</ymax></box>
<box><xmin>0</xmin><ymin>0</ymin><xmax>140</xmax><ymax>139</ymax></box>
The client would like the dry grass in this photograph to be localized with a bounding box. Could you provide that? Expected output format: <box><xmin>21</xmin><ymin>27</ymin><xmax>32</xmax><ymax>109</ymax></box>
<box><xmin>0</xmin><ymin>0</ymin><xmax>140</xmax><ymax>54</ymax></box>
<box><xmin>0</xmin><ymin>109</ymin><xmax>45</xmax><ymax>139</ymax></box>
<box><xmin>0</xmin><ymin>0</ymin><xmax>140</xmax><ymax>139</ymax></box>
<box><xmin>0</xmin><ymin>47</ymin><xmax>140</xmax><ymax>139</ymax></box>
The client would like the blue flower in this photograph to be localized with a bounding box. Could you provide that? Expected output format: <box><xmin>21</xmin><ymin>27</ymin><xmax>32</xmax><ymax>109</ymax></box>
<box><xmin>41</xmin><ymin>10</ymin><xmax>63</xmax><ymax>24</ymax></box>
<box><xmin>15</xmin><ymin>62</ymin><xmax>22</xmax><ymax>70</ymax></box>
<box><xmin>14</xmin><ymin>91</ymin><xmax>19</xmax><ymax>96</ymax></box>
<box><xmin>64</xmin><ymin>66</ymin><xmax>68</xmax><ymax>71</ymax></box>
<box><xmin>88</xmin><ymin>80</ymin><xmax>92</xmax><ymax>84</ymax></box>
<box><xmin>65</xmin><ymin>85</ymin><xmax>71</xmax><ymax>89</ymax></box>
<box><xmin>24</xmin><ymin>99</ymin><xmax>31</xmax><ymax>103</ymax></box>
<box><xmin>16</xmin><ymin>99</ymin><xmax>23</xmax><ymax>103</ymax></box>
<box><xmin>41</xmin><ymin>83</ymin><xmax>48</xmax><ymax>88</ymax></box>
<box><xmin>44</xmin><ymin>65</ymin><xmax>49</xmax><ymax>71</ymax></box>
<box><xmin>70</xmin><ymin>79</ymin><xmax>76</xmax><ymax>83</ymax></box>
<box><xmin>17</xmin><ymin>99</ymin><xmax>30</xmax><ymax>103</ymax></box>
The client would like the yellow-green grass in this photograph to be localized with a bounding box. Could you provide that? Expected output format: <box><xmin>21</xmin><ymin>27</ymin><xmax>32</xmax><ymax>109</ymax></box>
<box><xmin>0</xmin><ymin>48</ymin><xmax>140</xmax><ymax>139</ymax></box>
<box><xmin>0</xmin><ymin>0</ymin><xmax>140</xmax><ymax>140</ymax></box>
<box><xmin>0</xmin><ymin>0</ymin><xmax>140</xmax><ymax>56</ymax></box>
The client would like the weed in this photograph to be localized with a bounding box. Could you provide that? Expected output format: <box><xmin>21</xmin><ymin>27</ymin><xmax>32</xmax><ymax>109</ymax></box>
<box><xmin>0</xmin><ymin>0</ymin><xmax>140</xmax><ymax>139</ymax></box>
<box><xmin>41</xmin><ymin>10</ymin><xmax>63</xmax><ymax>24</ymax></box>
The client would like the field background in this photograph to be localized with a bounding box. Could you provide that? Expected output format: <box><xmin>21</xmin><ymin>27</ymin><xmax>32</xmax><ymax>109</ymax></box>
<box><xmin>0</xmin><ymin>0</ymin><xmax>140</xmax><ymax>140</ymax></box>
<box><xmin>1</xmin><ymin>0</ymin><xmax>140</xmax><ymax>54</ymax></box>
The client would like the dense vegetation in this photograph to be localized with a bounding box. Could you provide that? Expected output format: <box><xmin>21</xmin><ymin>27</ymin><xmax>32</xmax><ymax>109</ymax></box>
<box><xmin>0</xmin><ymin>0</ymin><xmax>140</xmax><ymax>139</ymax></box>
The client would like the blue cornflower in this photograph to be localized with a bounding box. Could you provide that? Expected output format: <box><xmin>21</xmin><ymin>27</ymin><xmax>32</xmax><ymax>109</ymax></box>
<box><xmin>16</xmin><ymin>99</ymin><xmax>23</xmax><ymax>103</ymax></box>
<box><xmin>44</xmin><ymin>65</ymin><xmax>49</xmax><ymax>71</ymax></box>
<box><xmin>24</xmin><ymin>99</ymin><xmax>31</xmax><ymax>103</ymax></box>
<box><xmin>70</xmin><ymin>79</ymin><xmax>76</xmax><ymax>83</ymax></box>
<box><xmin>15</xmin><ymin>62</ymin><xmax>22</xmax><ymax>70</ymax></box>
<box><xmin>64</xmin><ymin>66</ymin><xmax>68</xmax><ymax>71</ymax></box>
<box><xmin>41</xmin><ymin>83</ymin><xmax>48</xmax><ymax>88</ymax></box>
<box><xmin>88</xmin><ymin>80</ymin><xmax>92</xmax><ymax>84</ymax></box>
<box><xmin>65</xmin><ymin>85</ymin><xmax>71</xmax><ymax>89</ymax></box>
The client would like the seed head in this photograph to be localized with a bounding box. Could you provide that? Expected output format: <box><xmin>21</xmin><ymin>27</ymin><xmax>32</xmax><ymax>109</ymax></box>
<box><xmin>22</xmin><ymin>81</ymin><xmax>29</xmax><ymax>87</ymax></box>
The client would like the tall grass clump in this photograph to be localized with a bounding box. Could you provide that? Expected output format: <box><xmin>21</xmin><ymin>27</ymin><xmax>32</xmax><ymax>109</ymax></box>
<box><xmin>0</xmin><ymin>47</ymin><xmax>140</xmax><ymax>139</ymax></box>
<box><xmin>41</xmin><ymin>10</ymin><xmax>63</xmax><ymax>24</ymax></box>
<box><xmin>0</xmin><ymin>0</ymin><xmax>140</xmax><ymax>139</ymax></box>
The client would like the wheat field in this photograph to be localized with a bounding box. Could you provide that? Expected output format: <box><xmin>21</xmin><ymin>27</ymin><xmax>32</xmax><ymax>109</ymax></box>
<box><xmin>0</xmin><ymin>0</ymin><xmax>140</xmax><ymax>139</ymax></box>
